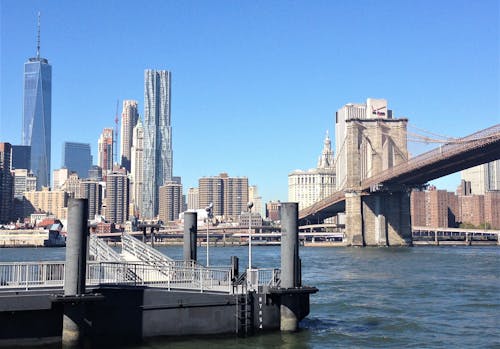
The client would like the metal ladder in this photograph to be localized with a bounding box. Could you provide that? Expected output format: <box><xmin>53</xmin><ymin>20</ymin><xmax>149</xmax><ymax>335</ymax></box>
<box><xmin>236</xmin><ymin>292</ymin><xmax>252</xmax><ymax>335</ymax></box>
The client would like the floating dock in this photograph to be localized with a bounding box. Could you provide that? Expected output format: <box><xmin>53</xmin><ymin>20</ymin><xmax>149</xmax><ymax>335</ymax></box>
<box><xmin>0</xmin><ymin>200</ymin><xmax>317</xmax><ymax>347</ymax></box>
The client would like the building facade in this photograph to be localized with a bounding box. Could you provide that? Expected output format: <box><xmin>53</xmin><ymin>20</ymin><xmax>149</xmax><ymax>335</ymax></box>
<box><xmin>187</xmin><ymin>187</ymin><xmax>199</xmax><ymax>210</ymax></box>
<box><xmin>158</xmin><ymin>181</ymin><xmax>183</xmax><ymax>222</ymax></box>
<box><xmin>11</xmin><ymin>145</ymin><xmax>31</xmax><ymax>170</ymax></box>
<box><xmin>53</xmin><ymin>168</ymin><xmax>69</xmax><ymax>190</ymax></box>
<box><xmin>461</xmin><ymin>160</ymin><xmax>500</xmax><ymax>195</ymax></box>
<box><xmin>131</xmin><ymin>119</ymin><xmax>144</xmax><ymax>216</ymax></box>
<box><xmin>198</xmin><ymin>173</ymin><xmax>248</xmax><ymax>220</ymax></box>
<box><xmin>22</xmin><ymin>17</ymin><xmax>52</xmax><ymax>189</ymax></box>
<box><xmin>98</xmin><ymin>128</ymin><xmax>114</xmax><ymax>177</ymax></box>
<box><xmin>120</xmin><ymin>100</ymin><xmax>139</xmax><ymax>171</ymax></box>
<box><xmin>105</xmin><ymin>171</ymin><xmax>129</xmax><ymax>224</ymax></box>
<box><xmin>142</xmin><ymin>69</ymin><xmax>172</xmax><ymax>219</ymax></box>
<box><xmin>288</xmin><ymin>132</ymin><xmax>336</xmax><ymax>210</ymax></box>
<box><xmin>265</xmin><ymin>201</ymin><xmax>281</xmax><ymax>222</ymax></box>
<box><xmin>62</xmin><ymin>142</ymin><xmax>92</xmax><ymax>179</ymax></box>
<box><xmin>80</xmin><ymin>180</ymin><xmax>102</xmax><ymax>220</ymax></box>
<box><xmin>24</xmin><ymin>187</ymin><xmax>67</xmax><ymax>220</ymax></box>
<box><xmin>0</xmin><ymin>143</ymin><xmax>13</xmax><ymax>223</ymax></box>
<box><xmin>249</xmin><ymin>185</ymin><xmax>263</xmax><ymax>217</ymax></box>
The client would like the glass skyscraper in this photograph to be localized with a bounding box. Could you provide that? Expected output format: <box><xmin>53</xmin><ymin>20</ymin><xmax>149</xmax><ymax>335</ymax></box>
<box><xmin>142</xmin><ymin>69</ymin><xmax>172</xmax><ymax>219</ymax></box>
<box><xmin>62</xmin><ymin>142</ymin><xmax>92</xmax><ymax>179</ymax></box>
<box><xmin>22</xmin><ymin>15</ymin><xmax>51</xmax><ymax>189</ymax></box>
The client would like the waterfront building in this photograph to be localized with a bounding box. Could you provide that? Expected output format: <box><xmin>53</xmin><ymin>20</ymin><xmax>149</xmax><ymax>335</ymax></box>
<box><xmin>52</xmin><ymin>168</ymin><xmax>69</xmax><ymax>190</ymax></box>
<box><xmin>484</xmin><ymin>191</ymin><xmax>500</xmax><ymax>229</ymax></box>
<box><xmin>131</xmin><ymin>119</ymin><xmax>144</xmax><ymax>215</ymax></box>
<box><xmin>22</xmin><ymin>15</ymin><xmax>52</xmax><ymax>189</ymax></box>
<box><xmin>288</xmin><ymin>132</ymin><xmax>336</xmax><ymax>210</ymax></box>
<box><xmin>80</xmin><ymin>180</ymin><xmax>102</xmax><ymax>219</ymax></box>
<box><xmin>158</xmin><ymin>180</ymin><xmax>183</xmax><ymax>222</ymax></box>
<box><xmin>120</xmin><ymin>100</ymin><xmax>139</xmax><ymax>172</ymax></box>
<box><xmin>0</xmin><ymin>143</ymin><xmax>13</xmax><ymax>223</ymax></box>
<box><xmin>24</xmin><ymin>187</ymin><xmax>67</xmax><ymax>220</ymax></box>
<box><xmin>62</xmin><ymin>142</ymin><xmax>92</xmax><ymax>178</ymax></box>
<box><xmin>11</xmin><ymin>145</ymin><xmax>31</xmax><ymax>170</ymax></box>
<box><xmin>187</xmin><ymin>187</ymin><xmax>199</xmax><ymax>210</ymax></box>
<box><xmin>98</xmin><ymin>128</ymin><xmax>114</xmax><ymax>177</ymax></box>
<box><xmin>461</xmin><ymin>160</ymin><xmax>500</xmax><ymax>195</ymax></box>
<box><xmin>459</xmin><ymin>195</ymin><xmax>485</xmax><ymax>227</ymax></box>
<box><xmin>239</xmin><ymin>212</ymin><xmax>263</xmax><ymax>227</ymax></box>
<box><xmin>105</xmin><ymin>171</ymin><xmax>129</xmax><ymax>224</ymax></box>
<box><xmin>198</xmin><ymin>173</ymin><xmax>248</xmax><ymax>221</ymax></box>
<box><xmin>265</xmin><ymin>201</ymin><xmax>281</xmax><ymax>222</ymax></box>
<box><xmin>142</xmin><ymin>69</ymin><xmax>173</xmax><ymax>219</ymax></box>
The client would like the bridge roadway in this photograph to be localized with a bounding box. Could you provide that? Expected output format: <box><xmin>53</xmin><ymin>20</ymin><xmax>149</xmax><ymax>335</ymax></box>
<box><xmin>299</xmin><ymin>124</ymin><xmax>500</xmax><ymax>223</ymax></box>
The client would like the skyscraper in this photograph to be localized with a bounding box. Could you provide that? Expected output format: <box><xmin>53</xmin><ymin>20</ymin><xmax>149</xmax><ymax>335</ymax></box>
<box><xmin>131</xmin><ymin>119</ymin><xmax>144</xmax><ymax>215</ymax></box>
<box><xmin>105</xmin><ymin>171</ymin><xmax>129</xmax><ymax>224</ymax></box>
<box><xmin>0</xmin><ymin>143</ymin><xmax>13</xmax><ymax>223</ymax></box>
<box><xmin>62</xmin><ymin>142</ymin><xmax>92</xmax><ymax>178</ymax></box>
<box><xmin>97</xmin><ymin>128</ymin><xmax>114</xmax><ymax>177</ymax></box>
<box><xmin>120</xmin><ymin>100</ymin><xmax>139</xmax><ymax>172</ymax></box>
<box><xmin>142</xmin><ymin>69</ymin><xmax>172</xmax><ymax>219</ymax></box>
<box><xmin>22</xmin><ymin>14</ymin><xmax>52</xmax><ymax>189</ymax></box>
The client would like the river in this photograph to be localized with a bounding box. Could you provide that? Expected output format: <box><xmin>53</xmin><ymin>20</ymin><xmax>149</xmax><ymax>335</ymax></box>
<box><xmin>1</xmin><ymin>245</ymin><xmax>499</xmax><ymax>348</ymax></box>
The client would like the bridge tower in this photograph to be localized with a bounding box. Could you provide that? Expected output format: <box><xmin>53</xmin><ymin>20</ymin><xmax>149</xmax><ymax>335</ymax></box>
<box><xmin>339</xmin><ymin>99</ymin><xmax>411</xmax><ymax>246</ymax></box>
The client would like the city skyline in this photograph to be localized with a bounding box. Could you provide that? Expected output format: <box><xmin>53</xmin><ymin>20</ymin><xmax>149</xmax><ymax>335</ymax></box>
<box><xmin>1</xmin><ymin>1</ymin><xmax>498</xmax><ymax>205</ymax></box>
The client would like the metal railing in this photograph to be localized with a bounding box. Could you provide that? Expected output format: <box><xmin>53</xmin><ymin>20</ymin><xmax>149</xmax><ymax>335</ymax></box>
<box><xmin>121</xmin><ymin>232</ymin><xmax>174</xmax><ymax>266</ymax></box>
<box><xmin>0</xmin><ymin>261</ymin><xmax>233</xmax><ymax>293</ymax></box>
<box><xmin>88</xmin><ymin>233</ymin><xmax>124</xmax><ymax>262</ymax></box>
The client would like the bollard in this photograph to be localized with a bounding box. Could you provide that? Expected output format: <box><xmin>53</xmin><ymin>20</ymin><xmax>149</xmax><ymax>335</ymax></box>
<box><xmin>183</xmin><ymin>212</ymin><xmax>197</xmax><ymax>262</ymax></box>
<box><xmin>231</xmin><ymin>256</ymin><xmax>239</xmax><ymax>281</ymax></box>
<box><xmin>62</xmin><ymin>198</ymin><xmax>89</xmax><ymax>347</ymax></box>
<box><xmin>280</xmin><ymin>202</ymin><xmax>299</xmax><ymax>332</ymax></box>
<box><xmin>151</xmin><ymin>227</ymin><xmax>155</xmax><ymax>248</ymax></box>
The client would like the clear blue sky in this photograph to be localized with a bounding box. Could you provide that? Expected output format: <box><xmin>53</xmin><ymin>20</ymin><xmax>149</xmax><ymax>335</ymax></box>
<box><xmin>1</xmin><ymin>0</ymin><xmax>499</xmax><ymax>205</ymax></box>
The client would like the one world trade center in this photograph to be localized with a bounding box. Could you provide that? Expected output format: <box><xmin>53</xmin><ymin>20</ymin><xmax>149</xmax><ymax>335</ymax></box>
<box><xmin>22</xmin><ymin>13</ymin><xmax>51</xmax><ymax>189</ymax></box>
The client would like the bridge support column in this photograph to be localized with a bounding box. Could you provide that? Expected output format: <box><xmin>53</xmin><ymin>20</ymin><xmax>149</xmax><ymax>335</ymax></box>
<box><xmin>62</xmin><ymin>199</ymin><xmax>89</xmax><ymax>348</ymax></box>
<box><xmin>345</xmin><ymin>191</ymin><xmax>412</xmax><ymax>247</ymax></box>
<box><xmin>183</xmin><ymin>212</ymin><xmax>197</xmax><ymax>262</ymax></box>
<box><xmin>345</xmin><ymin>192</ymin><xmax>365</xmax><ymax>246</ymax></box>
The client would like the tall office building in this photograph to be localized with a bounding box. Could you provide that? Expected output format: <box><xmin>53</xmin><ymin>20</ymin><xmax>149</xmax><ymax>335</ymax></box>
<box><xmin>142</xmin><ymin>69</ymin><xmax>172</xmax><ymax>219</ymax></box>
<box><xmin>288</xmin><ymin>132</ymin><xmax>336</xmax><ymax>210</ymax></box>
<box><xmin>11</xmin><ymin>145</ymin><xmax>31</xmax><ymax>170</ymax></box>
<box><xmin>98</xmin><ymin>128</ymin><xmax>114</xmax><ymax>177</ymax></box>
<box><xmin>461</xmin><ymin>160</ymin><xmax>500</xmax><ymax>195</ymax></box>
<box><xmin>120</xmin><ymin>100</ymin><xmax>139</xmax><ymax>172</ymax></box>
<box><xmin>24</xmin><ymin>187</ymin><xmax>68</xmax><ymax>220</ymax></box>
<box><xmin>22</xmin><ymin>14</ymin><xmax>52</xmax><ymax>189</ymax></box>
<box><xmin>187</xmin><ymin>187</ymin><xmax>199</xmax><ymax>210</ymax></box>
<box><xmin>88</xmin><ymin>165</ymin><xmax>103</xmax><ymax>182</ymax></box>
<box><xmin>131</xmin><ymin>119</ymin><xmax>144</xmax><ymax>215</ymax></box>
<box><xmin>105</xmin><ymin>171</ymin><xmax>129</xmax><ymax>224</ymax></box>
<box><xmin>13</xmin><ymin>169</ymin><xmax>37</xmax><ymax>199</ymax></box>
<box><xmin>0</xmin><ymin>143</ymin><xmax>13</xmax><ymax>223</ymax></box>
<box><xmin>80</xmin><ymin>180</ymin><xmax>102</xmax><ymax>219</ymax></box>
<box><xmin>198</xmin><ymin>173</ymin><xmax>248</xmax><ymax>220</ymax></box>
<box><xmin>62</xmin><ymin>142</ymin><xmax>92</xmax><ymax>178</ymax></box>
<box><xmin>159</xmin><ymin>181</ymin><xmax>183</xmax><ymax>222</ymax></box>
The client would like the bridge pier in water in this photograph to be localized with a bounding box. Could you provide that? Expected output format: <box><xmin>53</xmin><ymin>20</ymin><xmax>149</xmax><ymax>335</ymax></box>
<box><xmin>345</xmin><ymin>190</ymin><xmax>412</xmax><ymax>247</ymax></box>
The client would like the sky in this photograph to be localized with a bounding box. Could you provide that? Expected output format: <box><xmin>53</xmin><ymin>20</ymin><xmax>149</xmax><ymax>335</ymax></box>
<box><xmin>1</xmin><ymin>0</ymin><xmax>499</xmax><ymax>206</ymax></box>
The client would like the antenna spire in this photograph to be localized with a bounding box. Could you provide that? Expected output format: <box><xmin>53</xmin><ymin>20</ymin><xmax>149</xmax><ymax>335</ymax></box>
<box><xmin>36</xmin><ymin>12</ymin><xmax>41</xmax><ymax>59</ymax></box>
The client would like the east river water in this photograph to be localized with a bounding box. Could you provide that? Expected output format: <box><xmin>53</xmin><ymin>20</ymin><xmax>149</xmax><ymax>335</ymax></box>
<box><xmin>1</xmin><ymin>245</ymin><xmax>499</xmax><ymax>348</ymax></box>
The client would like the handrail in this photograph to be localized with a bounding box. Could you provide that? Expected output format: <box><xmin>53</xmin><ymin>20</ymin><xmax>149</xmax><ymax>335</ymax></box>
<box><xmin>89</xmin><ymin>234</ymin><xmax>124</xmax><ymax>262</ymax></box>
